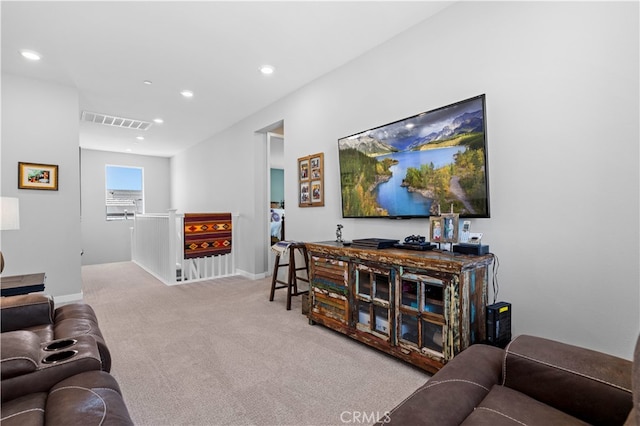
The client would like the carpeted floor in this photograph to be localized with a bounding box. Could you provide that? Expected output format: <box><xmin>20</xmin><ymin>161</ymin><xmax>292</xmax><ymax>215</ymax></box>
<box><xmin>81</xmin><ymin>262</ymin><xmax>429</xmax><ymax>426</ymax></box>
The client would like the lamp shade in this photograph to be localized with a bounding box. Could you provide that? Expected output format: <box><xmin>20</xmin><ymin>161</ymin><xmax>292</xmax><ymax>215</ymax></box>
<box><xmin>0</xmin><ymin>197</ymin><xmax>20</xmax><ymax>230</ymax></box>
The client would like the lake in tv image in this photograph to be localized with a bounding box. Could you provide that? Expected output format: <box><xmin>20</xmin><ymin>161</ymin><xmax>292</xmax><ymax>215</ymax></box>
<box><xmin>338</xmin><ymin>95</ymin><xmax>489</xmax><ymax>218</ymax></box>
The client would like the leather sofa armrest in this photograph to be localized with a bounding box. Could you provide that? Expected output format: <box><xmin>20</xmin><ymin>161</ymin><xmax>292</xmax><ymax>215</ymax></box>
<box><xmin>0</xmin><ymin>330</ymin><xmax>40</xmax><ymax>379</ymax></box>
<box><xmin>503</xmin><ymin>334</ymin><xmax>633</xmax><ymax>425</ymax></box>
<box><xmin>383</xmin><ymin>344</ymin><xmax>504</xmax><ymax>425</ymax></box>
<box><xmin>1</xmin><ymin>335</ymin><xmax>102</xmax><ymax>403</ymax></box>
<box><xmin>1</xmin><ymin>294</ymin><xmax>54</xmax><ymax>332</ymax></box>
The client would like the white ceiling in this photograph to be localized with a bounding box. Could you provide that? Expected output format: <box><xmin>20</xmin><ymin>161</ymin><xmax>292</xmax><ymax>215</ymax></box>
<box><xmin>2</xmin><ymin>1</ymin><xmax>453</xmax><ymax>157</ymax></box>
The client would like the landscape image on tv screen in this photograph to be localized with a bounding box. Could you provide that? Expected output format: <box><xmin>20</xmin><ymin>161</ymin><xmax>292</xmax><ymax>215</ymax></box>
<box><xmin>338</xmin><ymin>94</ymin><xmax>489</xmax><ymax>218</ymax></box>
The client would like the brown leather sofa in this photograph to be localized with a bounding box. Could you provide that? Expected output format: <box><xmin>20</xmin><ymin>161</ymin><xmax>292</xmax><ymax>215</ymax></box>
<box><xmin>1</xmin><ymin>294</ymin><xmax>133</xmax><ymax>425</ymax></box>
<box><xmin>1</xmin><ymin>294</ymin><xmax>111</xmax><ymax>371</ymax></box>
<box><xmin>383</xmin><ymin>334</ymin><xmax>638</xmax><ymax>425</ymax></box>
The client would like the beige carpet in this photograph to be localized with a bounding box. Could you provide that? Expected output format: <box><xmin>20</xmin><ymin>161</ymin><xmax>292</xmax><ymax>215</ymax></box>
<box><xmin>81</xmin><ymin>262</ymin><xmax>429</xmax><ymax>426</ymax></box>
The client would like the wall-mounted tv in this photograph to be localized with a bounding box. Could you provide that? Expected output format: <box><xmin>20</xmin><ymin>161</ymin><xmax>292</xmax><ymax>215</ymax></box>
<box><xmin>338</xmin><ymin>94</ymin><xmax>490</xmax><ymax>219</ymax></box>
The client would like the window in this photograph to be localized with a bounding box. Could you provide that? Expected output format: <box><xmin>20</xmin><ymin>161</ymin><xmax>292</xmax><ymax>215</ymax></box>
<box><xmin>105</xmin><ymin>165</ymin><xmax>143</xmax><ymax>220</ymax></box>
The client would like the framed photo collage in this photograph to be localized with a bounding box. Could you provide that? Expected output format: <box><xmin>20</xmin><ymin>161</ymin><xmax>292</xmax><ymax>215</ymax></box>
<box><xmin>298</xmin><ymin>152</ymin><xmax>324</xmax><ymax>207</ymax></box>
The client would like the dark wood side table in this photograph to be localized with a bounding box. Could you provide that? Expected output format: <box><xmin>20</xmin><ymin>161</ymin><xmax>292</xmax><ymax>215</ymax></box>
<box><xmin>1</xmin><ymin>273</ymin><xmax>46</xmax><ymax>297</ymax></box>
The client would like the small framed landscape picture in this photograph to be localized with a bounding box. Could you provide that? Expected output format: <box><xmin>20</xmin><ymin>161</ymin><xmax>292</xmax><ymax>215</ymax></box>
<box><xmin>18</xmin><ymin>162</ymin><xmax>58</xmax><ymax>191</ymax></box>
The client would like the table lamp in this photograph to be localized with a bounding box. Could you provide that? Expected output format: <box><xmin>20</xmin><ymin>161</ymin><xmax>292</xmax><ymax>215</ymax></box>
<box><xmin>1</xmin><ymin>197</ymin><xmax>20</xmax><ymax>273</ymax></box>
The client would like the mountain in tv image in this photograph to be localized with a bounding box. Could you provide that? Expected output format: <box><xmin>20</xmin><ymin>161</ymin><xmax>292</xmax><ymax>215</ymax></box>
<box><xmin>338</xmin><ymin>133</ymin><xmax>397</xmax><ymax>156</ymax></box>
<box><xmin>407</xmin><ymin>110</ymin><xmax>484</xmax><ymax>151</ymax></box>
<box><xmin>338</xmin><ymin>97</ymin><xmax>488</xmax><ymax>218</ymax></box>
<box><xmin>343</xmin><ymin>103</ymin><xmax>484</xmax><ymax>154</ymax></box>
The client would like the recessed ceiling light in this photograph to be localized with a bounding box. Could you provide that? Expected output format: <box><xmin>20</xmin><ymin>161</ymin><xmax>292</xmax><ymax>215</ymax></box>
<box><xmin>259</xmin><ymin>65</ymin><xmax>275</xmax><ymax>75</ymax></box>
<box><xmin>180</xmin><ymin>90</ymin><xmax>194</xmax><ymax>98</ymax></box>
<box><xmin>126</xmin><ymin>148</ymin><xmax>133</xmax><ymax>152</ymax></box>
<box><xmin>136</xmin><ymin>136</ymin><xmax>144</xmax><ymax>141</ymax></box>
<box><xmin>153</xmin><ymin>118</ymin><xmax>164</xmax><ymax>124</ymax></box>
<box><xmin>143</xmin><ymin>80</ymin><xmax>153</xmax><ymax>85</ymax></box>
<box><xmin>20</xmin><ymin>50</ymin><xmax>42</xmax><ymax>61</ymax></box>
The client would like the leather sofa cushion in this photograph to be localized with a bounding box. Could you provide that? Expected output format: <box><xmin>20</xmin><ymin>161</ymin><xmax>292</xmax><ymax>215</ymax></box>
<box><xmin>383</xmin><ymin>344</ymin><xmax>503</xmax><ymax>425</ymax></box>
<box><xmin>504</xmin><ymin>335</ymin><xmax>633</xmax><ymax>425</ymax></box>
<box><xmin>461</xmin><ymin>385</ymin><xmax>588</xmax><ymax>425</ymax></box>
<box><xmin>54</xmin><ymin>303</ymin><xmax>99</xmax><ymax>323</ymax></box>
<box><xmin>1</xmin><ymin>295</ymin><xmax>53</xmax><ymax>332</ymax></box>
<box><xmin>0</xmin><ymin>372</ymin><xmax>134</xmax><ymax>426</ymax></box>
<box><xmin>0</xmin><ymin>392</ymin><xmax>47</xmax><ymax>425</ymax></box>
<box><xmin>1</xmin><ymin>331</ymin><xmax>40</xmax><ymax>379</ymax></box>
<box><xmin>46</xmin><ymin>371</ymin><xmax>133</xmax><ymax>425</ymax></box>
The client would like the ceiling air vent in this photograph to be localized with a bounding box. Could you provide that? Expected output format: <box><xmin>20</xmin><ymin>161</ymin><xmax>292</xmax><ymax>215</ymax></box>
<box><xmin>81</xmin><ymin>111</ymin><xmax>152</xmax><ymax>131</ymax></box>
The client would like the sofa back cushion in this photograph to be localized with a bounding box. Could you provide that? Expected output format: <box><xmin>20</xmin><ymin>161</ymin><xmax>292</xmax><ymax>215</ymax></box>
<box><xmin>503</xmin><ymin>335</ymin><xmax>632</xmax><ymax>425</ymax></box>
<box><xmin>1</xmin><ymin>294</ymin><xmax>54</xmax><ymax>332</ymax></box>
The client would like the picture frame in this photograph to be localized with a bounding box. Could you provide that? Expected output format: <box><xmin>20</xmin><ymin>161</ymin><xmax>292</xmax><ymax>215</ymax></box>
<box><xmin>429</xmin><ymin>217</ymin><xmax>444</xmax><ymax>243</ymax></box>
<box><xmin>299</xmin><ymin>159</ymin><xmax>309</xmax><ymax>180</ymax></box>
<box><xmin>300</xmin><ymin>182</ymin><xmax>310</xmax><ymax>204</ymax></box>
<box><xmin>440</xmin><ymin>213</ymin><xmax>459</xmax><ymax>243</ymax></box>
<box><xmin>298</xmin><ymin>152</ymin><xmax>324</xmax><ymax>207</ymax></box>
<box><xmin>311</xmin><ymin>180</ymin><xmax>322</xmax><ymax>203</ymax></box>
<box><xmin>18</xmin><ymin>162</ymin><xmax>58</xmax><ymax>191</ymax></box>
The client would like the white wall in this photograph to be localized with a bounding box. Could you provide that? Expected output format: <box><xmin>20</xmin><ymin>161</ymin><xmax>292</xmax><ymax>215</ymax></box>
<box><xmin>1</xmin><ymin>74</ymin><xmax>83</xmax><ymax>300</ymax></box>
<box><xmin>80</xmin><ymin>149</ymin><xmax>171</xmax><ymax>265</ymax></box>
<box><xmin>171</xmin><ymin>125</ymin><xmax>271</xmax><ymax>276</ymax></box>
<box><xmin>171</xmin><ymin>1</ymin><xmax>639</xmax><ymax>359</ymax></box>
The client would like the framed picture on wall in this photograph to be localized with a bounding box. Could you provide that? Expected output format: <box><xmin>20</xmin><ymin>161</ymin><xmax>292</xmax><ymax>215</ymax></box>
<box><xmin>298</xmin><ymin>152</ymin><xmax>324</xmax><ymax>207</ymax></box>
<box><xmin>18</xmin><ymin>162</ymin><xmax>59</xmax><ymax>191</ymax></box>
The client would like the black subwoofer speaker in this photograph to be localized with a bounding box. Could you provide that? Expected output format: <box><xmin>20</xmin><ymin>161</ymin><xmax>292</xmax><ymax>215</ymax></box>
<box><xmin>486</xmin><ymin>301</ymin><xmax>511</xmax><ymax>348</ymax></box>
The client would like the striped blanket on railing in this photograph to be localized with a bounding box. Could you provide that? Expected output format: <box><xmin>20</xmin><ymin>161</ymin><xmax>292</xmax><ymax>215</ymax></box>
<box><xmin>183</xmin><ymin>213</ymin><xmax>232</xmax><ymax>259</ymax></box>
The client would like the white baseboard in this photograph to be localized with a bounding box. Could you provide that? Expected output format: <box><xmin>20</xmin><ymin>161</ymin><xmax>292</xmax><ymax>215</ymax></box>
<box><xmin>54</xmin><ymin>292</ymin><xmax>84</xmax><ymax>305</ymax></box>
<box><xmin>237</xmin><ymin>269</ymin><xmax>266</xmax><ymax>280</ymax></box>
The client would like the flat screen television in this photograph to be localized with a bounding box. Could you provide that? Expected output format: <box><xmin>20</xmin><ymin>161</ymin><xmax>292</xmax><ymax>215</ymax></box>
<box><xmin>338</xmin><ymin>94</ymin><xmax>490</xmax><ymax>219</ymax></box>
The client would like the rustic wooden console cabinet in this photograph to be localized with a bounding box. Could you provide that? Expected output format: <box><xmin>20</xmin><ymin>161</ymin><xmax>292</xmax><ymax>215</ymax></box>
<box><xmin>306</xmin><ymin>241</ymin><xmax>493</xmax><ymax>373</ymax></box>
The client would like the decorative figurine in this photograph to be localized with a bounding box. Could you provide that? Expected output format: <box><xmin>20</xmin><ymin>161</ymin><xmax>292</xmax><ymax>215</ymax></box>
<box><xmin>336</xmin><ymin>224</ymin><xmax>343</xmax><ymax>243</ymax></box>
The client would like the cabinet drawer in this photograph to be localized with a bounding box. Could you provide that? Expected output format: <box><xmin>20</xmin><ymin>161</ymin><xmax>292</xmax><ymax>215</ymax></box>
<box><xmin>311</xmin><ymin>256</ymin><xmax>348</xmax><ymax>294</ymax></box>
<box><xmin>312</xmin><ymin>287</ymin><xmax>348</xmax><ymax>324</ymax></box>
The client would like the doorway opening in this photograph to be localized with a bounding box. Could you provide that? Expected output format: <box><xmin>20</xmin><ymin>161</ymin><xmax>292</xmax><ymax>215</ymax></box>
<box><xmin>266</xmin><ymin>126</ymin><xmax>284</xmax><ymax>276</ymax></box>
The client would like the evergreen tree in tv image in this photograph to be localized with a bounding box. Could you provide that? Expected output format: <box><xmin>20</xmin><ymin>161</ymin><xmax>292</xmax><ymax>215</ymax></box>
<box><xmin>338</xmin><ymin>95</ymin><xmax>489</xmax><ymax>219</ymax></box>
<box><xmin>339</xmin><ymin>148</ymin><xmax>397</xmax><ymax>217</ymax></box>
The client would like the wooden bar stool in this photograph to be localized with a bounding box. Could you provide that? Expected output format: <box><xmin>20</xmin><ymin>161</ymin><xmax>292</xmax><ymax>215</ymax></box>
<box><xmin>269</xmin><ymin>242</ymin><xmax>309</xmax><ymax>310</ymax></box>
